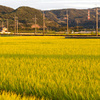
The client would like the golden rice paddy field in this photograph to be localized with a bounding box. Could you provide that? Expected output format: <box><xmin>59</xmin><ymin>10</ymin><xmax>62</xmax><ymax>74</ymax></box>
<box><xmin>0</xmin><ymin>36</ymin><xmax>100</xmax><ymax>100</ymax></box>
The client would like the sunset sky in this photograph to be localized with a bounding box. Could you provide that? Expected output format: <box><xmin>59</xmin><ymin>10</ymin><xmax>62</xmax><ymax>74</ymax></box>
<box><xmin>0</xmin><ymin>0</ymin><xmax>100</xmax><ymax>10</ymax></box>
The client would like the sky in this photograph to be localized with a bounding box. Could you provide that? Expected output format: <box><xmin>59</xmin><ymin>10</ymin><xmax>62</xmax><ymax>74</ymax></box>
<box><xmin>0</xmin><ymin>0</ymin><xmax>100</xmax><ymax>10</ymax></box>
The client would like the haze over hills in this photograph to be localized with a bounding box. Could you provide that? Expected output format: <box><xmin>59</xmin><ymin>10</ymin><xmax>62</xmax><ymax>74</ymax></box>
<box><xmin>0</xmin><ymin>5</ymin><xmax>100</xmax><ymax>31</ymax></box>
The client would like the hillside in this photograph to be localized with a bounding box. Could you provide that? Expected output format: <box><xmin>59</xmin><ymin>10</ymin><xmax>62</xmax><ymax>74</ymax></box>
<box><xmin>0</xmin><ymin>5</ymin><xmax>100</xmax><ymax>32</ymax></box>
<box><xmin>45</xmin><ymin>8</ymin><xmax>100</xmax><ymax>29</ymax></box>
<box><xmin>0</xmin><ymin>5</ymin><xmax>14</xmax><ymax>14</ymax></box>
<box><xmin>0</xmin><ymin>6</ymin><xmax>59</xmax><ymax>31</ymax></box>
<box><xmin>11</xmin><ymin>6</ymin><xmax>44</xmax><ymax>28</ymax></box>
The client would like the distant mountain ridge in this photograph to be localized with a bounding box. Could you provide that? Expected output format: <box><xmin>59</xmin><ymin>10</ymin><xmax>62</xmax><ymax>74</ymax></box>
<box><xmin>0</xmin><ymin>5</ymin><xmax>59</xmax><ymax>31</ymax></box>
<box><xmin>44</xmin><ymin>8</ymin><xmax>100</xmax><ymax>29</ymax></box>
<box><xmin>0</xmin><ymin>5</ymin><xmax>100</xmax><ymax>31</ymax></box>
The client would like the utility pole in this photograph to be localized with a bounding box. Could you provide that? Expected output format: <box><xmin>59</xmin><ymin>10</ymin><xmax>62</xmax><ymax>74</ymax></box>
<box><xmin>6</xmin><ymin>19</ymin><xmax>8</xmax><ymax>32</ymax></box>
<box><xmin>34</xmin><ymin>15</ymin><xmax>37</xmax><ymax>34</ymax></box>
<box><xmin>14</xmin><ymin>16</ymin><xmax>16</xmax><ymax>34</ymax></box>
<box><xmin>96</xmin><ymin>7</ymin><xmax>98</xmax><ymax>36</ymax></box>
<box><xmin>17</xmin><ymin>19</ymin><xmax>18</xmax><ymax>33</ymax></box>
<box><xmin>77</xmin><ymin>20</ymin><xmax>78</xmax><ymax>32</ymax></box>
<box><xmin>2</xmin><ymin>20</ymin><xmax>4</xmax><ymax>29</ymax></box>
<box><xmin>14</xmin><ymin>16</ymin><xmax>18</xmax><ymax>34</ymax></box>
<box><xmin>66</xmin><ymin>10</ymin><xmax>69</xmax><ymax>34</ymax></box>
<box><xmin>32</xmin><ymin>15</ymin><xmax>37</xmax><ymax>34</ymax></box>
<box><xmin>43</xmin><ymin>11</ymin><xmax>45</xmax><ymax>35</ymax></box>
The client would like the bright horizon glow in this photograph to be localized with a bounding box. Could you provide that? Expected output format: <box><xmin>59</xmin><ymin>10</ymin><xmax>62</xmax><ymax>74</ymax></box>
<box><xmin>0</xmin><ymin>0</ymin><xmax>100</xmax><ymax>10</ymax></box>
